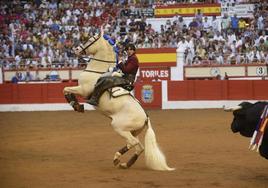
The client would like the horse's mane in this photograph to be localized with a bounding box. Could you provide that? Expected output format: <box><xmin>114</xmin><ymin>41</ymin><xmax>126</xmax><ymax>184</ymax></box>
<box><xmin>102</xmin><ymin>34</ymin><xmax>119</xmax><ymax>65</ymax></box>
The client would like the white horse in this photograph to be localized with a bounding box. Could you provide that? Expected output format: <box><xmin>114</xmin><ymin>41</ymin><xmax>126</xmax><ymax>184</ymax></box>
<box><xmin>63</xmin><ymin>31</ymin><xmax>174</xmax><ymax>171</ymax></box>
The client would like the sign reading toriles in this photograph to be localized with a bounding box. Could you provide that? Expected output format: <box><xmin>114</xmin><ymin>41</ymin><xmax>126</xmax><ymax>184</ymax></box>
<box><xmin>139</xmin><ymin>67</ymin><xmax>170</xmax><ymax>81</ymax></box>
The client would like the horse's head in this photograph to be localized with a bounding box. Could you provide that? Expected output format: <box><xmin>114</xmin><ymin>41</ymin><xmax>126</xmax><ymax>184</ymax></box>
<box><xmin>73</xmin><ymin>29</ymin><xmax>117</xmax><ymax>64</ymax></box>
<box><xmin>73</xmin><ymin>32</ymin><xmax>102</xmax><ymax>56</ymax></box>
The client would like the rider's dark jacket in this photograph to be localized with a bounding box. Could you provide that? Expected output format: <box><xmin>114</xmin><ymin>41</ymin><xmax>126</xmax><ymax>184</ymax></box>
<box><xmin>117</xmin><ymin>53</ymin><xmax>139</xmax><ymax>83</ymax></box>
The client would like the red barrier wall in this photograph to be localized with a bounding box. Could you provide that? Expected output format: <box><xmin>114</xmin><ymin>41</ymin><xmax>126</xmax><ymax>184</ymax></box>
<box><xmin>0</xmin><ymin>80</ymin><xmax>268</xmax><ymax>109</ymax></box>
<box><xmin>168</xmin><ymin>80</ymin><xmax>268</xmax><ymax>101</ymax></box>
<box><xmin>0</xmin><ymin>82</ymin><xmax>78</xmax><ymax>104</ymax></box>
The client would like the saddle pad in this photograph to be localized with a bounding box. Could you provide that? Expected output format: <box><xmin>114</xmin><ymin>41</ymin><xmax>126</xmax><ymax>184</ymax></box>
<box><xmin>111</xmin><ymin>87</ymin><xmax>130</xmax><ymax>97</ymax></box>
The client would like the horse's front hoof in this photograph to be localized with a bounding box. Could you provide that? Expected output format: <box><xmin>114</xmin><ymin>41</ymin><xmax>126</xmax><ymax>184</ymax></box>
<box><xmin>74</xmin><ymin>104</ymin><xmax>84</xmax><ymax>113</ymax></box>
<box><xmin>78</xmin><ymin>104</ymin><xmax>84</xmax><ymax>112</ymax></box>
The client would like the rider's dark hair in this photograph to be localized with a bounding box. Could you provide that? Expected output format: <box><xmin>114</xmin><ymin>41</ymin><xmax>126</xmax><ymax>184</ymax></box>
<box><xmin>125</xmin><ymin>43</ymin><xmax>136</xmax><ymax>51</ymax></box>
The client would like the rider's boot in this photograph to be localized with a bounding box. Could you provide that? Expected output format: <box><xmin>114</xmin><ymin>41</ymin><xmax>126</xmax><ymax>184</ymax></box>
<box><xmin>87</xmin><ymin>78</ymin><xmax>110</xmax><ymax>106</ymax></box>
<box><xmin>87</xmin><ymin>88</ymin><xmax>103</xmax><ymax>106</ymax></box>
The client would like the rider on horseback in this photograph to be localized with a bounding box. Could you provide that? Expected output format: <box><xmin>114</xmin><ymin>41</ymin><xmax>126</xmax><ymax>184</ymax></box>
<box><xmin>87</xmin><ymin>43</ymin><xmax>139</xmax><ymax>106</ymax></box>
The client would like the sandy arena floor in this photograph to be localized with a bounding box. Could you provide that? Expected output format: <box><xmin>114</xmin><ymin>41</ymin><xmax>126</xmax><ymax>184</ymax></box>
<box><xmin>0</xmin><ymin>109</ymin><xmax>267</xmax><ymax>188</ymax></box>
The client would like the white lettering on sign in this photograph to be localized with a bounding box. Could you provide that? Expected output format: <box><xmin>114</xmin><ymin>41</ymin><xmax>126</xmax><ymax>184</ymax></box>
<box><xmin>141</xmin><ymin>70</ymin><xmax>169</xmax><ymax>78</ymax></box>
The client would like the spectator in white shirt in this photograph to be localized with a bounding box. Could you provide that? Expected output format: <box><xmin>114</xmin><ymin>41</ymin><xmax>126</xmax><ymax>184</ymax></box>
<box><xmin>213</xmin><ymin>31</ymin><xmax>225</xmax><ymax>42</ymax></box>
<box><xmin>227</xmin><ymin>30</ymin><xmax>237</xmax><ymax>46</ymax></box>
<box><xmin>202</xmin><ymin>17</ymin><xmax>211</xmax><ymax>33</ymax></box>
<box><xmin>177</xmin><ymin>37</ymin><xmax>191</xmax><ymax>65</ymax></box>
<box><xmin>215</xmin><ymin>51</ymin><xmax>224</xmax><ymax>65</ymax></box>
<box><xmin>177</xmin><ymin>37</ymin><xmax>190</xmax><ymax>52</ymax></box>
<box><xmin>211</xmin><ymin>15</ymin><xmax>220</xmax><ymax>33</ymax></box>
<box><xmin>257</xmin><ymin>14</ymin><xmax>264</xmax><ymax>31</ymax></box>
<box><xmin>248</xmin><ymin>46</ymin><xmax>261</xmax><ymax>63</ymax></box>
<box><xmin>221</xmin><ymin>13</ymin><xmax>231</xmax><ymax>37</ymax></box>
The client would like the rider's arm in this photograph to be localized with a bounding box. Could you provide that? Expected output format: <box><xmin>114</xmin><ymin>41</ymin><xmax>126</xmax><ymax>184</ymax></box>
<box><xmin>117</xmin><ymin>55</ymin><xmax>139</xmax><ymax>74</ymax></box>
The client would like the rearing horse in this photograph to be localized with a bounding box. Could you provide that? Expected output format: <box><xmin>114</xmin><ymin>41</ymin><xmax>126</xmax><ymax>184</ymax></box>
<box><xmin>63</xmin><ymin>31</ymin><xmax>174</xmax><ymax>171</ymax></box>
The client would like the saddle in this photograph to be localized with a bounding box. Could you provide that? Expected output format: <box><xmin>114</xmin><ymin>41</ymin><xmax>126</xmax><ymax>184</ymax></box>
<box><xmin>96</xmin><ymin>76</ymin><xmax>134</xmax><ymax>92</ymax></box>
<box><xmin>88</xmin><ymin>76</ymin><xmax>133</xmax><ymax>102</ymax></box>
<box><xmin>110</xmin><ymin>87</ymin><xmax>131</xmax><ymax>98</ymax></box>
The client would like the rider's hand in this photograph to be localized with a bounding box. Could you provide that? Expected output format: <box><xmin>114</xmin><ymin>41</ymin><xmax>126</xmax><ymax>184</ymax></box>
<box><xmin>118</xmin><ymin>57</ymin><xmax>125</xmax><ymax>64</ymax></box>
<box><xmin>112</xmin><ymin>71</ymin><xmax>123</xmax><ymax>77</ymax></box>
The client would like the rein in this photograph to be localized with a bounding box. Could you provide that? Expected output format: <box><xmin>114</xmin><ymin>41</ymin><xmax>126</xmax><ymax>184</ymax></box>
<box><xmin>81</xmin><ymin>57</ymin><xmax>115</xmax><ymax>74</ymax></box>
<box><xmin>83</xmin><ymin>69</ymin><xmax>105</xmax><ymax>74</ymax></box>
<box><xmin>90</xmin><ymin>57</ymin><xmax>116</xmax><ymax>64</ymax></box>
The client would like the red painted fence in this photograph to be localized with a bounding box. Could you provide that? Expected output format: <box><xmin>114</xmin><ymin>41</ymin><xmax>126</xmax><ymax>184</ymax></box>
<box><xmin>168</xmin><ymin>80</ymin><xmax>268</xmax><ymax>101</ymax></box>
<box><xmin>0</xmin><ymin>82</ymin><xmax>77</xmax><ymax>104</ymax></box>
<box><xmin>0</xmin><ymin>80</ymin><xmax>268</xmax><ymax>109</ymax></box>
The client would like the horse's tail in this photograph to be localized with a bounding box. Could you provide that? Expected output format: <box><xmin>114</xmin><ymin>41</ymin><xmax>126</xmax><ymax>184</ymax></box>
<box><xmin>144</xmin><ymin>117</ymin><xmax>175</xmax><ymax>171</ymax></box>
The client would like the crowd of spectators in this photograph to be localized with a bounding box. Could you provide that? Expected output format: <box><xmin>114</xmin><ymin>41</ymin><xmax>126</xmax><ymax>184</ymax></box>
<box><xmin>0</xmin><ymin>0</ymin><xmax>268</xmax><ymax>72</ymax></box>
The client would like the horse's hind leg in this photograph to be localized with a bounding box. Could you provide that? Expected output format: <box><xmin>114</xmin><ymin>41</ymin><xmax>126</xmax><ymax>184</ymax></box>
<box><xmin>63</xmin><ymin>86</ymin><xmax>84</xmax><ymax>112</ymax></box>
<box><xmin>113</xmin><ymin>145</ymin><xmax>129</xmax><ymax>166</ymax></box>
<box><xmin>120</xmin><ymin>137</ymin><xmax>144</xmax><ymax>169</ymax></box>
<box><xmin>113</xmin><ymin>127</ymin><xmax>145</xmax><ymax>166</ymax></box>
<box><xmin>113</xmin><ymin>130</ymin><xmax>144</xmax><ymax>169</ymax></box>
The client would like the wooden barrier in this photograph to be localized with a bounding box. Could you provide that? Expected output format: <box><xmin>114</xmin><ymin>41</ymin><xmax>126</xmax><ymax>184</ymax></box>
<box><xmin>0</xmin><ymin>80</ymin><xmax>268</xmax><ymax>109</ymax></box>
<box><xmin>0</xmin><ymin>82</ymin><xmax>78</xmax><ymax>104</ymax></box>
<box><xmin>168</xmin><ymin>80</ymin><xmax>268</xmax><ymax>101</ymax></box>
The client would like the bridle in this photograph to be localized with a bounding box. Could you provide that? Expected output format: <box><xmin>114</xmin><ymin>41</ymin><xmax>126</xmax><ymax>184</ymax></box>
<box><xmin>76</xmin><ymin>33</ymin><xmax>118</xmax><ymax>74</ymax></box>
<box><xmin>79</xmin><ymin>33</ymin><xmax>102</xmax><ymax>54</ymax></box>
